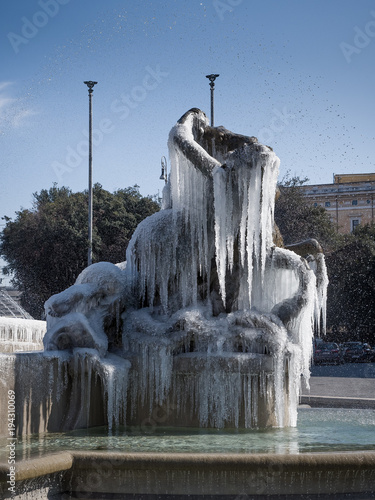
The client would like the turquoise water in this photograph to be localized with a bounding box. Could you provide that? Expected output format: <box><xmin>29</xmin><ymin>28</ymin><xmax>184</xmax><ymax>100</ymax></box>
<box><xmin>2</xmin><ymin>408</ymin><xmax>375</xmax><ymax>462</ymax></box>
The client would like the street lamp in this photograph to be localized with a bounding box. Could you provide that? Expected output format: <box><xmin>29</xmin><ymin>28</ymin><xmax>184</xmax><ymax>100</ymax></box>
<box><xmin>160</xmin><ymin>156</ymin><xmax>168</xmax><ymax>184</ymax></box>
<box><xmin>83</xmin><ymin>80</ymin><xmax>97</xmax><ymax>267</ymax></box>
<box><xmin>205</xmin><ymin>74</ymin><xmax>219</xmax><ymax>126</ymax></box>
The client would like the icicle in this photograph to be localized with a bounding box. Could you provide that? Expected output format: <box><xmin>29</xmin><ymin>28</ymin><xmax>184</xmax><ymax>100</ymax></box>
<box><xmin>213</xmin><ymin>167</ymin><xmax>228</xmax><ymax>306</ymax></box>
<box><xmin>311</xmin><ymin>253</ymin><xmax>329</xmax><ymax>336</ymax></box>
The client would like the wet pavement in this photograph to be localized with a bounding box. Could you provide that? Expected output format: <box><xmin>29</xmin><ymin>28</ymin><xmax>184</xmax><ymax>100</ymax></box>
<box><xmin>301</xmin><ymin>362</ymin><xmax>375</xmax><ymax>408</ymax></box>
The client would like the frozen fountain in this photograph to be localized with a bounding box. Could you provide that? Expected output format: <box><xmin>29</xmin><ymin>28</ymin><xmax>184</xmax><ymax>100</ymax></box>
<box><xmin>1</xmin><ymin>108</ymin><xmax>374</xmax><ymax>498</ymax></box>
<box><xmin>33</xmin><ymin>107</ymin><xmax>327</xmax><ymax>431</ymax></box>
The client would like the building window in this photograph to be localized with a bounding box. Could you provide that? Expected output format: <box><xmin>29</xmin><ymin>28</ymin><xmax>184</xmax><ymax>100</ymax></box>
<box><xmin>351</xmin><ymin>219</ymin><xmax>360</xmax><ymax>232</ymax></box>
<box><xmin>352</xmin><ymin>199</ymin><xmax>358</xmax><ymax>206</ymax></box>
<box><xmin>325</xmin><ymin>201</ymin><xmax>331</xmax><ymax>207</ymax></box>
<box><xmin>313</xmin><ymin>202</ymin><xmax>318</xmax><ymax>207</ymax></box>
<box><xmin>367</xmin><ymin>199</ymin><xmax>371</xmax><ymax>204</ymax></box>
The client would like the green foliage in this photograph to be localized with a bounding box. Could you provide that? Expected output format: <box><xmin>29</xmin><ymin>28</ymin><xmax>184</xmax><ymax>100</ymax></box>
<box><xmin>274</xmin><ymin>174</ymin><xmax>341</xmax><ymax>251</ymax></box>
<box><xmin>0</xmin><ymin>183</ymin><xmax>159</xmax><ymax>318</ymax></box>
<box><xmin>326</xmin><ymin>223</ymin><xmax>375</xmax><ymax>342</ymax></box>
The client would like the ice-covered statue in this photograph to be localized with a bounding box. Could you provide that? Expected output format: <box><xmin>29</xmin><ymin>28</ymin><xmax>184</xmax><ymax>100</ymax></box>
<box><xmin>43</xmin><ymin>108</ymin><xmax>328</xmax><ymax>429</ymax></box>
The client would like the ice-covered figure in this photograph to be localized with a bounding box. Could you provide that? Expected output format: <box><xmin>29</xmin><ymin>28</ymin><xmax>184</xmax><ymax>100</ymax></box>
<box><xmin>127</xmin><ymin>108</ymin><xmax>326</xmax><ymax>326</ymax></box>
<box><xmin>42</xmin><ymin>108</ymin><xmax>328</xmax><ymax>429</ymax></box>
<box><xmin>44</xmin><ymin>262</ymin><xmax>126</xmax><ymax>356</ymax></box>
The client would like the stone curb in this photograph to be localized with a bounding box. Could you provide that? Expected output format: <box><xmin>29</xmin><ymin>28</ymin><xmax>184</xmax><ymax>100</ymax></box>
<box><xmin>0</xmin><ymin>451</ymin><xmax>73</xmax><ymax>482</ymax></box>
<box><xmin>0</xmin><ymin>449</ymin><xmax>374</xmax><ymax>481</ymax></box>
<box><xmin>300</xmin><ymin>395</ymin><xmax>375</xmax><ymax>409</ymax></box>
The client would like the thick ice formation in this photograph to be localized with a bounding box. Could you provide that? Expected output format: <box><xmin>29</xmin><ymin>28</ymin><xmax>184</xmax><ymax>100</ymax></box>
<box><xmin>0</xmin><ymin>348</ymin><xmax>129</xmax><ymax>435</ymax></box>
<box><xmin>38</xmin><ymin>108</ymin><xmax>328</xmax><ymax>431</ymax></box>
<box><xmin>0</xmin><ymin>317</ymin><xmax>46</xmax><ymax>353</ymax></box>
<box><xmin>44</xmin><ymin>262</ymin><xmax>126</xmax><ymax>356</ymax></box>
<box><xmin>127</xmin><ymin>110</ymin><xmax>281</xmax><ymax>316</ymax></box>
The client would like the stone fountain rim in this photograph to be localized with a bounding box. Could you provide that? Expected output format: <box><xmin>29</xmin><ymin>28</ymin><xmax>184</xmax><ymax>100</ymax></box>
<box><xmin>2</xmin><ymin>449</ymin><xmax>375</xmax><ymax>482</ymax></box>
<box><xmin>2</xmin><ymin>450</ymin><xmax>375</xmax><ymax>497</ymax></box>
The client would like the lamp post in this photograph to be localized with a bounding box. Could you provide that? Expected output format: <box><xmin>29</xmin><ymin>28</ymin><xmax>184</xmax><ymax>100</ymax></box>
<box><xmin>205</xmin><ymin>74</ymin><xmax>219</xmax><ymax>126</ymax></box>
<box><xmin>160</xmin><ymin>156</ymin><xmax>168</xmax><ymax>184</ymax></box>
<box><xmin>83</xmin><ymin>80</ymin><xmax>97</xmax><ymax>267</ymax></box>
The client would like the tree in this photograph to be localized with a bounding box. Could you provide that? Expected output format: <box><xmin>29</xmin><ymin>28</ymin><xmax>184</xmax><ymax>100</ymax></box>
<box><xmin>274</xmin><ymin>175</ymin><xmax>340</xmax><ymax>252</ymax></box>
<box><xmin>0</xmin><ymin>184</ymin><xmax>159</xmax><ymax>318</ymax></box>
<box><xmin>326</xmin><ymin>224</ymin><xmax>375</xmax><ymax>343</ymax></box>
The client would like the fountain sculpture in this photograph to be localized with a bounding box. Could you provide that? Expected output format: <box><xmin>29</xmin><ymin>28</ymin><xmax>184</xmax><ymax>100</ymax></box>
<box><xmin>39</xmin><ymin>107</ymin><xmax>328</xmax><ymax>431</ymax></box>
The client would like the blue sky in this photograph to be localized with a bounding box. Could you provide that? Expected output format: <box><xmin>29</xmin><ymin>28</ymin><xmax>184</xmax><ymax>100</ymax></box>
<box><xmin>1</xmin><ymin>0</ymin><xmax>375</xmax><ymax>224</ymax></box>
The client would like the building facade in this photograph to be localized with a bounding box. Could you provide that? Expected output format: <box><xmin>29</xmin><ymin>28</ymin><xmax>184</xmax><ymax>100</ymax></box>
<box><xmin>299</xmin><ymin>173</ymin><xmax>375</xmax><ymax>234</ymax></box>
